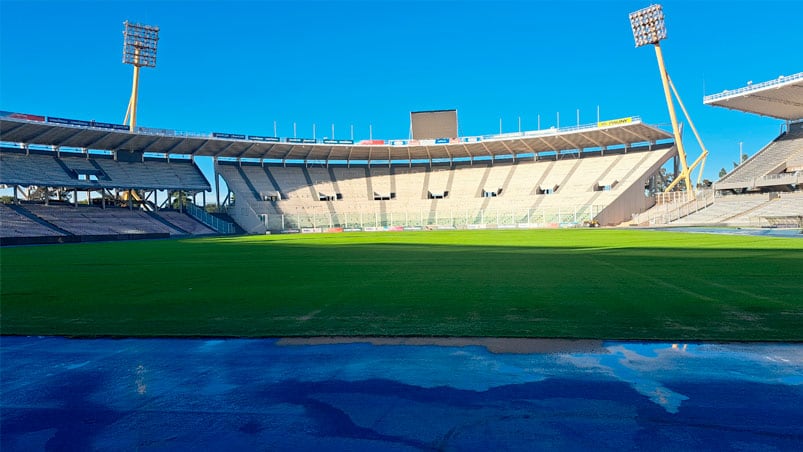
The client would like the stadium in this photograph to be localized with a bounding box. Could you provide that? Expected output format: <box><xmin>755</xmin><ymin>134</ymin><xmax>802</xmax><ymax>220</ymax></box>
<box><xmin>1</xmin><ymin>3</ymin><xmax>802</xmax><ymax>450</ymax></box>
<box><xmin>1</xmin><ymin>99</ymin><xmax>801</xmax><ymax>241</ymax></box>
<box><xmin>1</xmin><ymin>3</ymin><xmax>802</xmax><ymax>341</ymax></box>
<box><xmin>2</xmin><ymin>76</ymin><xmax>801</xmax><ymax>241</ymax></box>
<box><xmin>1</xmin><ymin>20</ymin><xmax>802</xmax><ymax>242</ymax></box>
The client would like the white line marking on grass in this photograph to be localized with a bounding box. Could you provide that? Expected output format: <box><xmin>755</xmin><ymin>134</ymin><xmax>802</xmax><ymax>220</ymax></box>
<box><xmin>590</xmin><ymin>256</ymin><xmax>716</xmax><ymax>302</ymax></box>
<box><xmin>298</xmin><ymin>310</ymin><xmax>321</xmax><ymax>322</ymax></box>
<box><xmin>683</xmin><ymin>276</ymin><xmax>778</xmax><ymax>303</ymax></box>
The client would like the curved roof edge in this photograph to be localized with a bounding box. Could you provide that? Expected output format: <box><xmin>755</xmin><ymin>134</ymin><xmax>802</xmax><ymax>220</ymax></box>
<box><xmin>703</xmin><ymin>72</ymin><xmax>803</xmax><ymax>121</ymax></box>
<box><xmin>1</xmin><ymin>114</ymin><xmax>672</xmax><ymax>162</ymax></box>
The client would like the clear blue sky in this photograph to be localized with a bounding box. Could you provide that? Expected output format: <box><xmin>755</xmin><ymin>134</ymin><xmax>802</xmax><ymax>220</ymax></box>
<box><xmin>1</xmin><ymin>0</ymin><xmax>801</xmax><ymax>184</ymax></box>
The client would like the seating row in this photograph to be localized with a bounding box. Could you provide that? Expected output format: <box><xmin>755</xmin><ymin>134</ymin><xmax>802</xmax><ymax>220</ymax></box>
<box><xmin>0</xmin><ymin>150</ymin><xmax>210</xmax><ymax>191</ymax></box>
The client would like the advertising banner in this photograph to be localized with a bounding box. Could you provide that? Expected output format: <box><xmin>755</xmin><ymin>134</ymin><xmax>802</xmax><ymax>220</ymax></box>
<box><xmin>212</xmin><ymin>132</ymin><xmax>247</xmax><ymax>140</ymax></box>
<box><xmin>93</xmin><ymin>121</ymin><xmax>129</xmax><ymax>131</ymax></box>
<box><xmin>1</xmin><ymin>111</ymin><xmax>46</xmax><ymax>122</ymax></box>
<box><xmin>248</xmin><ymin>135</ymin><xmax>281</xmax><ymax>142</ymax></box>
<box><xmin>597</xmin><ymin>117</ymin><xmax>633</xmax><ymax>128</ymax></box>
<box><xmin>467</xmin><ymin>224</ymin><xmax>487</xmax><ymax>229</ymax></box>
<box><xmin>47</xmin><ymin>117</ymin><xmax>91</xmax><ymax>127</ymax></box>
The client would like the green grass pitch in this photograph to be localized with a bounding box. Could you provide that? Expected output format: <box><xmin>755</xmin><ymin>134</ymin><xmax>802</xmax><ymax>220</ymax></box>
<box><xmin>1</xmin><ymin>229</ymin><xmax>801</xmax><ymax>340</ymax></box>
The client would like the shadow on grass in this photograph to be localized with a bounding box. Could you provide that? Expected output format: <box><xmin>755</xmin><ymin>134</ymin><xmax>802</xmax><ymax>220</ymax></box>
<box><xmin>2</xmin><ymin>233</ymin><xmax>801</xmax><ymax>340</ymax></box>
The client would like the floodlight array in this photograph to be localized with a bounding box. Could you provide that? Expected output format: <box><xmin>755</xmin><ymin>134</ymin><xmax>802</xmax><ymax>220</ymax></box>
<box><xmin>122</xmin><ymin>21</ymin><xmax>160</xmax><ymax>67</ymax></box>
<box><xmin>629</xmin><ymin>4</ymin><xmax>666</xmax><ymax>47</ymax></box>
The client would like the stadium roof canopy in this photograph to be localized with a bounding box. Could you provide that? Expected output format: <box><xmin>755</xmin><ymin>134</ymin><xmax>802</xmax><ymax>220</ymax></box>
<box><xmin>1</xmin><ymin>115</ymin><xmax>671</xmax><ymax>162</ymax></box>
<box><xmin>703</xmin><ymin>72</ymin><xmax>803</xmax><ymax>121</ymax></box>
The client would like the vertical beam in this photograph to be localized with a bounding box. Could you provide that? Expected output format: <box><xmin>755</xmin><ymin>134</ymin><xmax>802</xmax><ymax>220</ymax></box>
<box><xmin>126</xmin><ymin>49</ymin><xmax>141</xmax><ymax>133</ymax></box>
<box><xmin>215</xmin><ymin>166</ymin><xmax>221</xmax><ymax>209</ymax></box>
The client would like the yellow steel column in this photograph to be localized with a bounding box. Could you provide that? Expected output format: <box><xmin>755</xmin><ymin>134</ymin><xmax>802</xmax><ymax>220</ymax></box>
<box><xmin>124</xmin><ymin>48</ymin><xmax>143</xmax><ymax>132</ymax></box>
<box><xmin>654</xmin><ymin>43</ymin><xmax>694</xmax><ymax>196</ymax></box>
<box><xmin>127</xmin><ymin>48</ymin><xmax>141</xmax><ymax>133</ymax></box>
<box><xmin>668</xmin><ymin>77</ymin><xmax>709</xmax><ymax>188</ymax></box>
<box><xmin>129</xmin><ymin>65</ymin><xmax>140</xmax><ymax>132</ymax></box>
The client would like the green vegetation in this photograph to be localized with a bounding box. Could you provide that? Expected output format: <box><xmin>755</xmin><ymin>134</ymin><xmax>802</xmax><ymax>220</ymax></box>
<box><xmin>1</xmin><ymin>229</ymin><xmax>801</xmax><ymax>340</ymax></box>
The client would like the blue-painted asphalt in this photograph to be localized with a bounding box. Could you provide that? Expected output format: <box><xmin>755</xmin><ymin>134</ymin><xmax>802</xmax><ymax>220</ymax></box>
<box><xmin>1</xmin><ymin>337</ymin><xmax>801</xmax><ymax>451</ymax></box>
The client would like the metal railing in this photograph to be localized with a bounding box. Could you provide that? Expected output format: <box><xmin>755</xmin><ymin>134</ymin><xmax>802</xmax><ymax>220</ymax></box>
<box><xmin>479</xmin><ymin>117</ymin><xmax>643</xmax><ymax>142</ymax></box>
<box><xmin>226</xmin><ymin>203</ymin><xmax>264</xmax><ymax>234</ymax></box>
<box><xmin>634</xmin><ymin>190</ymin><xmax>716</xmax><ymax>225</ymax></box>
<box><xmin>704</xmin><ymin>72</ymin><xmax>803</xmax><ymax>102</ymax></box>
<box><xmin>757</xmin><ymin>172</ymin><xmax>801</xmax><ymax>186</ymax></box>
<box><xmin>255</xmin><ymin>205</ymin><xmax>604</xmax><ymax>231</ymax></box>
<box><xmin>3</xmin><ymin>113</ymin><xmax>650</xmax><ymax>153</ymax></box>
<box><xmin>719</xmin><ymin>171</ymin><xmax>802</xmax><ymax>190</ymax></box>
<box><xmin>186</xmin><ymin>203</ymin><xmax>236</xmax><ymax>234</ymax></box>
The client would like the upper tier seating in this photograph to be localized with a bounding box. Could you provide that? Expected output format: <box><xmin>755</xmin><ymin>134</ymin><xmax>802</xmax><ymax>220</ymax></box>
<box><xmin>0</xmin><ymin>149</ymin><xmax>210</xmax><ymax>191</ymax></box>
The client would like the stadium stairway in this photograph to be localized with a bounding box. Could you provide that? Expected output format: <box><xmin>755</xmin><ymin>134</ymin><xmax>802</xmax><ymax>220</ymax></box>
<box><xmin>303</xmin><ymin>166</ymin><xmax>338</xmax><ymax>221</ymax></box>
<box><xmin>327</xmin><ymin>167</ymin><xmax>345</xmax><ymax>200</ymax></box>
<box><xmin>236</xmin><ymin>166</ymin><xmax>263</xmax><ymax>200</ymax></box>
<box><xmin>262</xmin><ymin>167</ymin><xmax>287</xmax><ymax>199</ymax></box>
<box><xmin>300</xmin><ymin>167</ymin><xmax>320</xmax><ymax>199</ymax></box>
<box><xmin>364</xmin><ymin>167</ymin><xmax>374</xmax><ymax>199</ymax></box>
<box><xmin>146</xmin><ymin>211</ymin><xmax>191</xmax><ymax>235</ymax></box>
<box><xmin>53</xmin><ymin>156</ymin><xmax>78</xmax><ymax>179</ymax></box>
<box><xmin>474</xmin><ymin>165</ymin><xmax>492</xmax><ymax>198</ymax></box>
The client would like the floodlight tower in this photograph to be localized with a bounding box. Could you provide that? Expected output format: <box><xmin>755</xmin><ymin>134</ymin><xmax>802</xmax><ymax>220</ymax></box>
<box><xmin>122</xmin><ymin>21</ymin><xmax>159</xmax><ymax>132</ymax></box>
<box><xmin>629</xmin><ymin>5</ymin><xmax>709</xmax><ymax>198</ymax></box>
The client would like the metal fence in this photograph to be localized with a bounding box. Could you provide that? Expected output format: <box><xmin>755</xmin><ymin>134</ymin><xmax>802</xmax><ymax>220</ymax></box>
<box><xmin>633</xmin><ymin>190</ymin><xmax>716</xmax><ymax>225</ymax></box>
<box><xmin>257</xmin><ymin>205</ymin><xmax>604</xmax><ymax>231</ymax></box>
<box><xmin>186</xmin><ymin>203</ymin><xmax>236</xmax><ymax>234</ymax></box>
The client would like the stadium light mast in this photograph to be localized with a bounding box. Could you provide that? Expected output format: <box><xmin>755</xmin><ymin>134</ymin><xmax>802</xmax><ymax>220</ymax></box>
<box><xmin>122</xmin><ymin>21</ymin><xmax>160</xmax><ymax>133</ymax></box>
<box><xmin>629</xmin><ymin>4</ymin><xmax>709</xmax><ymax>198</ymax></box>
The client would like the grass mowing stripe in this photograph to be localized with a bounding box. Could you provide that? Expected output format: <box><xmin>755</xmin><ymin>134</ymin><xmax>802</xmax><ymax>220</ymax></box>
<box><xmin>1</xmin><ymin>229</ymin><xmax>801</xmax><ymax>340</ymax></box>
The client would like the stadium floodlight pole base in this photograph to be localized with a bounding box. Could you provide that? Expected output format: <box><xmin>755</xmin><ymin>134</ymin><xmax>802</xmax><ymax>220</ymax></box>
<box><xmin>654</xmin><ymin>43</ymin><xmax>694</xmax><ymax>198</ymax></box>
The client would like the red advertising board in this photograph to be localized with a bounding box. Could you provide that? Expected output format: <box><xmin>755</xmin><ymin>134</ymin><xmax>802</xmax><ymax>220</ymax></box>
<box><xmin>9</xmin><ymin>113</ymin><xmax>45</xmax><ymax>122</ymax></box>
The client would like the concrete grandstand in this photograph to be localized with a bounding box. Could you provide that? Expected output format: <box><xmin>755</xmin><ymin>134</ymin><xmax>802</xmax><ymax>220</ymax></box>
<box><xmin>635</xmin><ymin>73</ymin><xmax>803</xmax><ymax>228</ymax></box>
<box><xmin>0</xmin><ymin>119</ymin><xmax>235</xmax><ymax>244</ymax></box>
<box><xmin>1</xmin><ymin>111</ymin><xmax>678</xmax><ymax>239</ymax></box>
